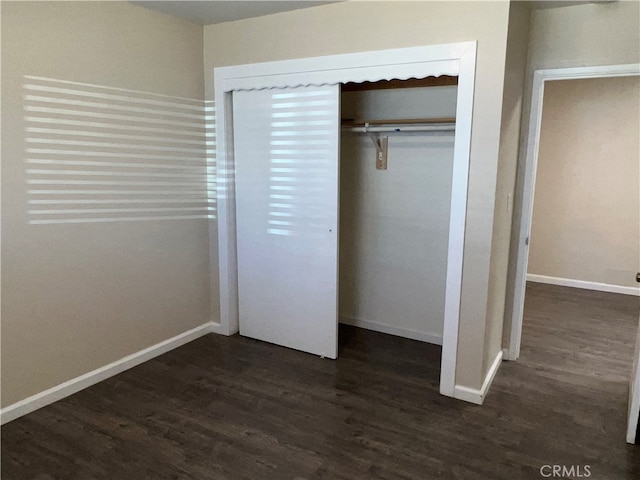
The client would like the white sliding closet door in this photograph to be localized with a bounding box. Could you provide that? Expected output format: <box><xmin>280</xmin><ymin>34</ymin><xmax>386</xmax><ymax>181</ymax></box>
<box><xmin>233</xmin><ymin>85</ymin><xmax>340</xmax><ymax>359</ymax></box>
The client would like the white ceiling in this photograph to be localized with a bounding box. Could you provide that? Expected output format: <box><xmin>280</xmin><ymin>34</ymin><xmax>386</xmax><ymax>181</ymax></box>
<box><xmin>131</xmin><ymin>1</ymin><xmax>615</xmax><ymax>26</ymax></box>
<box><xmin>130</xmin><ymin>1</ymin><xmax>340</xmax><ymax>26</ymax></box>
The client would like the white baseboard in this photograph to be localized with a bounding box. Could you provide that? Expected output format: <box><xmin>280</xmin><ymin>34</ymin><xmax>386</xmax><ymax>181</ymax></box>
<box><xmin>0</xmin><ymin>322</ymin><xmax>215</xmax><ymax>425</ymax></box>
<box><xmin>453</xmin><ymin>350</ymin><xmax>503</xmax><ymax>405</ymax></box>
<box><xmin>502</xmin><ymin>347</ymin><xmax>516</xmax><ymax>361</ymax></box>
<box><xmin>209</xmin><ymin>321</ymin><xmax>229</xmax><ymax>335</ymax></box>
<box><xmin>527</xmin><ymin>274</ymin><xmax>640</xmax><ymax>297</ymax></box>
<box><xmin>339</xmin><ymin>315</ymin><xmax>443</xmax><ymax>346</ymax></box>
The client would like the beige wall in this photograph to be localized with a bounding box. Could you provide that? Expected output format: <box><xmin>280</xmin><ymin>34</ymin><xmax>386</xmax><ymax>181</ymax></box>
<box><xmin>527</xmin><ymin>2</ymin><xmax>640</xmax><ymax>72</ymax></box>
<box><xmin>485</xmin><ymin>1</ymin><xmax>531</xmax><ymax>373</ymax></box>
<box><xmin>1</xmin><ymin>2</ymin><xmax>209</xmax><ymax>407</ymax></box>
<box><xmin>528</xmin><ymin>76</ymin><xmax>639</xmax><ymax>288</ymax></box>
<box><xmin>204</xmin><ymin>0</ymin><xmax>511</xmax><ymax>390</ymax></box>
<box><xmin>503</xmin><ymin>1</ymin><xmax>640</xmax><ymax>348</ymax></box>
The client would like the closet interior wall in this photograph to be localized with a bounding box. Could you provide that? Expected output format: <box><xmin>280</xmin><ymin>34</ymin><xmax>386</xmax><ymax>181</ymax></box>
<box><xmin>339</xmin><ymin>83</ymin><xmax>458</xmax><ymax>345</ymax></box>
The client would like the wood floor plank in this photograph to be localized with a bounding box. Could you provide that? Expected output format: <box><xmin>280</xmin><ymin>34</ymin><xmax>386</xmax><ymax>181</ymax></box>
<box><xmin>2</xmin><ymin>283</ymin><xmax>639</xmax><ymax>479</ymax></box>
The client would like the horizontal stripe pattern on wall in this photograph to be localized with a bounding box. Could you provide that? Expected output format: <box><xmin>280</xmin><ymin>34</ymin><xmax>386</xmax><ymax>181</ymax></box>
<box><xmin>23</xmin><ymin>75</ymin><xmax>215</xmax><ymax>225</ymax></box>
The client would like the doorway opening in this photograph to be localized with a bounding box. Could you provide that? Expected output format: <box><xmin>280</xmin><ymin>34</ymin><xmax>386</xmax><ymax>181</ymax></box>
<box><xmin>508</xmin><ymin>64</ymin><xmax>640</xmax><ymax>359</ymax></box>
<box><xmin>339</xmin><ymin>77</ymin><xmax>457</xmax><ymax>352</ymax></box>
<box><xmin>507</xmin><ymin>65</ymin><xmax>640</xmax><ymax>443</ymax></box>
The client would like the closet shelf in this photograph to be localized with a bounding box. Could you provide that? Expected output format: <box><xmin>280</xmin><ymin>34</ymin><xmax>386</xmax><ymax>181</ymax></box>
<box><xmin>341</xmin><ymin>117</ymin><xmax>456</xmax><ymax>133</ymax></box>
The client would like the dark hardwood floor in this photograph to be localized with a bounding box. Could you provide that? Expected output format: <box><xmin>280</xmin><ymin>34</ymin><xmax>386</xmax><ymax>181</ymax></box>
<box><xmin>2</xmin><ymin>283</ymin><xmax>639</xmax><ymax>479</ymax></box>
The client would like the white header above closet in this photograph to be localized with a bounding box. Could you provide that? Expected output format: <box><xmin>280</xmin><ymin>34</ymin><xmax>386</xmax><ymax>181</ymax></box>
<box><xmin>214</xmin><ymin>43</ymin><xmax>473</xmax><ymax>92</ymax></box>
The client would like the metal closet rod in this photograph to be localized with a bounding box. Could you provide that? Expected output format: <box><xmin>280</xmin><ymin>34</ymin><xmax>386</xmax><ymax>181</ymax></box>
<box><xmin>341</xmin><ymin>117</ymin><xmax>456</xmax><ymax>133</ymax></box>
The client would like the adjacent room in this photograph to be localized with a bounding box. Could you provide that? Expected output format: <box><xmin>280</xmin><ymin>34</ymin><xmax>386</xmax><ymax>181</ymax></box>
<box><xmin>516</xmin><ymin>74</ymin><xmax>640</xmax><ymax>445</ymax></box>
<box><xmin>1</xmin><ymin>1</ymin><xmax>639</xmax><ymax>479</ymax></box>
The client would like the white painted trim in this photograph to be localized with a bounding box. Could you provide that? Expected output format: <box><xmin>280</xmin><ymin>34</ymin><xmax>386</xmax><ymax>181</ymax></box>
<box><xmin>209</xmin><ymin>321</ymin><xmax>230</xmax><ymax>335</ymax></box>
<box><xmin>214</xmin><ymin>41</ymin><xmax>477</xmax><ymax>401</ymax></box>
<box><xmin>339</xmin><ymin>316</ymin><xmax>443</xmax><ymax>346</ymax></box>
<box><xmin>627</xmin><ymin>318</ymin><xmax>640</xmax><ymax>444</ymax></box>
<box><xmin>452</xmin><ymin>385</ymin><xmax>484</xmax><ymax>405</ymax></box>
<box><xmin>527</xmin><ymin>274</ymin><xmax>640</xmax><ymax>297</ymax></box>
<box><xmin>453</xmin><ymin>350</ymin><xmax>503</xmax><ymax>405</ymax></box>
<box><xmin>214</xmin><ymin>43</ymin><xmax>468</xmax><ymax>92</ymax></box>
<box><xmin>508</xmin><ymin>63</ymin><xmax>640</xmax><ymax>361</ymax></box>
<box><xmin>532</xmin><ymin>64</ymin><xmax>640</xmax><ymax>81</ymax></box>
<box><xmin>440</xmin><ymin>42</ymin><xmax>475</xmax><ymax>398</ymax></box>
<box><xmin>0</xmin><ymin>322</ymin><xmax>215</xmax><ymax>425</ymax></box>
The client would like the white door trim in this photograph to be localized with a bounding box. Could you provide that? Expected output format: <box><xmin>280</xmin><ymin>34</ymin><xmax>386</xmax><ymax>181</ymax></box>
<box><xmin>628</xmin><ymin>318</ymin><xmax>640</xmax><ymax>443</ymax></box>
<box><xmin>212</xmin><ymin>41</ymin><xmax>477</xmax><ymax>398</ymax></box>
<box><xmin>507</xmin><ymin>63</ymin><xmax>640</xmax><ymax>361</ymax></box>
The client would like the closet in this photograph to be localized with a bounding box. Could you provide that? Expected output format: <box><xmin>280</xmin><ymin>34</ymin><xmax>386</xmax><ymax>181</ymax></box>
<box><xmin>338</xmin><ymin>78</ymin><xmax>458</xmax><ymax>346</ymax></box>
<box><xmin>214</xmin><ymin>41</ymin><xmax>477</xmax><ymax>396</ymax></box>
<box><xmin>232</xmin><ymin>77</ymin><xmax>458</xmax><ymax>358</ymax></box>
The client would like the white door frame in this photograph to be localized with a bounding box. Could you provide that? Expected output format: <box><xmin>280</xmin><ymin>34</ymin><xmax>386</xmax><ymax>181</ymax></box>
<box><xmin>507</xmin><ymin>63</ymin><xmax>640</xmax><ymax>361</ymax></box>
<box><xmin>211</xmin><ymin>41</ymin><xmax>477</xmax><ymax>397</ymax></box>
<box><xmin>628</xmin><ymin>318</ymin><xmax>640</xmax><ymax>443</ymax></box>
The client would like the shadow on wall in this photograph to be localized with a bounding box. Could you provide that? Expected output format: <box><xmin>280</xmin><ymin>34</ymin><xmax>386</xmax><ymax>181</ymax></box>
<box><xmin>23</xmin><ymin>75</ymin><xmax>216</xmax><ymax>225</ymax></box>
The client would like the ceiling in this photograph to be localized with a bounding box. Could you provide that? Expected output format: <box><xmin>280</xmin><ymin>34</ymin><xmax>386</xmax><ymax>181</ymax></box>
<box><xmin>130</xmin><ymin>1</ymin><xmax>340</xmax><ymax>26</ymax></box>
<box><xmin>131</xmin><ymin>1</ymin><xmax>616</xmax><ymax>26</ymax></box>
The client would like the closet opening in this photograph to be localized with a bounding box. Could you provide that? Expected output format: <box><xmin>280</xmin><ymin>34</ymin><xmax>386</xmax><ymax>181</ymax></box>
<box><xmin>337</xmin><ymin>76</ymin><xmax>459</xmax><ymax>371</ymax></box>
<box><xmin>213</xmin><ymin>41</ymin><xmax>478</xmax><ymax>399</ymax></box>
